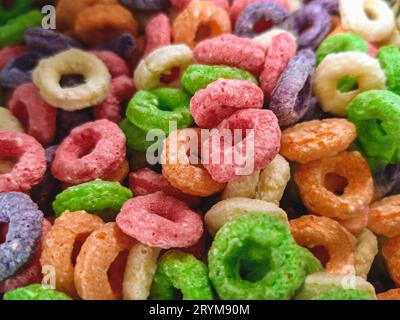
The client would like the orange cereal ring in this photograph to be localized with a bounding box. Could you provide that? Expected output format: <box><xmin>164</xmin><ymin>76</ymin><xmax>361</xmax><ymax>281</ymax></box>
<box><xmin>74</xmin><ymin>222</ymin><xmax>134</xmax><ymax>300</ymax></box>
<box><xmin>281</xmin><ymin>119</ymin><xmax>357</xmax><ymax>164</ymax></box>
<box><xmin>290</xmin><ymin>215</ymin><xmax>355</xmax><ymax>275</ymax></box>
<box><xmin>161</xmin><ymin>128</ymin><xmax>226</xmax><ymax>197</ymax></box>
<box><xmin>40</xmin><ymin>211</ymin><xmax>104</xmax><ymax>298</ymax></box>
<box><xmin>56</xmin><ymin>0</ymin><xmax>118</xmax><ymax>32</ymax></box>
<box><xmin>382</xmin><ymin>235</ymin><xmax>400</xmax><ymax>287</ymax></box>
<box><xmin>378</xmin><ymin>289</ymin><xmax>400</xmax><ymax>300</ymax></box>
<box><xmin>335</xmin><ymin>208</ymin><xmax>369</xmax><ymax>236</ymax></box>
<box><xmin>172</xmin><ymin>0</ymin><xmax>231</xmax><ymax>48</ymax></box>
<box><xmin>74</xmin><ymin>4</ymin><xmax>138</xmax><ymax>46</ymax></box>
<box><xmin>102</xmin><ymin>160</ymin><xmax>130</xmax><ymax>183</ymax></box>
<box><xmin>295</xmin><ymin>151</ymin><xmax>374</xmax><ymax>220</ymax></box>
<box><xmin>328</xmin><ymin>16</ymin><xmax>348</xmax><ymax>37</ymax></box>
<box><xmin>368</xmin><ymin>195</ymin><xmax>400</xmax><ymax>238</ymax></box>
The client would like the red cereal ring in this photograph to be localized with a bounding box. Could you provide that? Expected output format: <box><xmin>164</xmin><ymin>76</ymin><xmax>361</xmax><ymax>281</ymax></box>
<box><xmin>0</xmin><ymin>131</ymin><xmax>46</xmax><ymax>192</ymax></box>
<box><xmin>40</xmin><ymin>211</ymin><xmax>104</xmax><ymax>298</ymax></box>
<box><xmin>382</xmin><ymin>235</ymin><xmax>400</xmax><ymax>287</ymax></box>
<box><xmin>204</xmin><ymin>109</ymin><xmax>281</xmax><ymax>183</ymax></box>
<box><xmin>51</xmin><ymin>119</ymin><xmax>126</xmax><ymax>185</ymax></box>
<box><xmin>129</xmin><ymin>168</ymin><xmax>201</xmax><ymax>208</ymax></box>
<box><xmin>178</xmin><ymin>229</ymin><xmax>207</xmax><ymax>259</ymax></box>
<box><xmin>295</xmin><ymin>151</ymin><xmax>374</xmax><ymax>220</ymax></box>
<box><xmin>230</xmin><ymin>0</ymin><xmax>290</xmax><ymax>24</ymax></box>
<box><xmin>9</xmin><ymin>83</ymin><xmax>57</xmax><ymax>146</ymax></box>
<box><xmin>93</xmin><ymin>75</ymin><xmax>136</xmax><ymax>123</ymax></box>
<box><xmin>143</xmin><ymin>13</ymin><xmax>171</xmax><ymax>57</ymax></box>
<box><xmin>368</xmin><ymin>195</ymin><xmax>400</xmax><ymax>238</ymax></box>
<box><xmin>116</xmin><ymin>192</ymin><xmax>204</xmax><ymax>249</ymax></box>
<box><xmin>0</xmin><ymin>45</ymin><xmax>27</xmax><ymax>70</ymax></box>
<box><xmin>260</xmin><ymin>32</ymin><xmax>297</xmax><ymax>99</ymax></box>
<box><xmin>171</xmin><ymin>0</ymin><xmax>229</xmax><ymax>11</ymax></box>
<box><xmin>0</xmin><ymin>219</ymin><xmax>51</xmax><ymax>293</ymax></box>
<box><xmin>190</xmin><ymin>79</ymin><xmax>264</xmax><ymax>128</ymax></box>
<box><xmin>161</xmin><ymin>128</ymin><xmax>226</xmax><ymax>197</ymax></box>
<box><xmin>90</xmin><ymin>51</ymin><xmax>130</xmax><ymax>78</ymax></box>
<box><xmin>290</xmin><ymin>215</ymin><xmax>356</xmax><ymax>275</ymax></box>
<box><xmin>74</xmin><ymin>222</ymin><xmax>134</xmax><ymax>300</ymax></box>
<box><xmin>193</xmin><ymin>34</ymin><xmax>266</xmax><ymax>75</ymax></box>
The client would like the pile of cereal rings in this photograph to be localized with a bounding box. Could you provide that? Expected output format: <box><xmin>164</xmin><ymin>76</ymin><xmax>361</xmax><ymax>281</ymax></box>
<box><xmin>1</xmin><ymin>0</ymin><xmax>400</xmax><ymax>301</ymax></box>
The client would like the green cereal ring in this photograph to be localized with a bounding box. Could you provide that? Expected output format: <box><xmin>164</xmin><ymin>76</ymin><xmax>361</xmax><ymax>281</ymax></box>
<box><xmin>377</xmin><ymin>45</ymin><xmax>400</xmax><ymax>96</ymax></box>
<box><xmin>312</xmin><ymin>288</ymin><xmax>374</xmax><ymax>300</ymax></box>
<box><xmin>0</xmin><ymin>10</ymin><xmax>42</xmax><ymax>47</ymax></box>
<box><xmin>208</xmin><ymin>212</ymin><xmax>323</xmax><ymax>300</ymax></box>
<box><xmin>182</xmin><ymin>64</ymin><xmax>258</xmax><ymax>95</ymax></box>
<box><xmin>346</xmin><ymin>90</ymin><xmax>400</xmax><ymax>170</ymax></box>
<box><xmin>316</xmin><ymin>34</ymin><xmax>367</xmax><ymax>66</ymax></box>
<box><xmin>0</xmin><ymin>0</ymin><xmax>33</xmax><ymax>25</ymax></box>
<box><xmin>4</xmin><ymin>284</ymin><xmax>72</xmax><ymax>300</ymax></box>
<box><xmin>52</xmin><ymin>180</ymin><xmax>133</xmax><ymax>218</ymax></box>
<box><xmin>120</xmin><ymin>119</ymin><xmax>155</xmax><ymax>152</ymax></box>
<box><xmin>150</xmin><ymin>251</ymin><xmax>214</xmax><ymax>300</ymax></box>
<box><xmin>126</xmin><ymin>88</ymin><xmax>192</xmax><ymax>134</ymax></box>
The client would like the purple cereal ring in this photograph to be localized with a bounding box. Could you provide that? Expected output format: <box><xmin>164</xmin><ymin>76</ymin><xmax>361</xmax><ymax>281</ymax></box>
<box><xmin>97</xmin><ymin>32</ymin><xmax>136</xmax><ymax>61</ymax></box>
<box><xmin>56</xmin><ymin>109</ymin><xmax>94</xmax><ymax>143</ymax></box>
<box><xmin>190</xmin><ymin>79</ymin><xmax>264</xmax><ymax>128</ymax></box>
<box><xmin>203</xmin><ymin>109</ymin><xmax>281</xmax><ymax>183</ymax></box>
<box><xmin>193</xmin><ymin>34</ymin><xmax>266</xmax><ymax>75</ymax></box>
<box><xmin>234</xmin><ymin>2</ymin><xmax>289</xmax><ymax>38</ymax></box>
<box><xmin>120</xmin><ymin>0</ymin><xmax>169</xmax><ymax>10</ymax></box>
<box><xmin>286</xmin><ymin>3</ymin><xmax>331</xmax><ymax>49</ymax></box>
<box><xmin>24</xmin><ymin>27</ymin><xmax>84</xmax><ymax>55</ymax></box>
<box><xmin>308</xmin><ymin>0</ymin><xmax>338</xmax><ymax>15</ymax></box>
<box><xmin>0</xmin><ymin>132</ymin><xmax>46</xmax><ymax>193</ymax></box>
<box><xmin>0</xmin><ymin>192</ymin><xmax>43</xmax><ymax>282</ymax></box>
<box><xmin>269</xmin><ymin>49</ymin><xmax>316</xmax><ymax>127</ymax></box>
<box><xmin>0</xmin><ymin>52</ymin><xmax>43</xmax><ymax>89</ymax></box>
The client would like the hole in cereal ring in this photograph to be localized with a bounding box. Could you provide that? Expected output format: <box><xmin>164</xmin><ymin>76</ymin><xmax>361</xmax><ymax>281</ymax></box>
<box><xmin>74</xmin><ymin>130</ymin><xmax>101</xmax><ymax>159</ymax></box>
<box><xmin>0</xmin><ymin>157</ymin><xmax>18</xmax><ymax>174</ymax></box>
<box><xmin>309</xmin><ymin>245</ymin><xmax>330</xmax><ymax>268</ymax></box>
<box><xmin>97</xmin><ymin>25</ymin><xmax>118</xmax><ymax>37</ymax></box>
<box><xmin>253</xmin><ymin>18</ymin><xmax>273</xmax><ymax>34</ymax></box>
<box><xmin>160</xmin><ymin>67</ymin><xmax>180</xmax><ymax>84</ymax></box>
<box><xmin>337</xmin><ymin>76</ymin><xmax>359</xmax><ymax>93</ymax></box>
<box><xmin>71</xmin><ymin>233</ymin><xmax>91</xmax><ymax>265</ymax></box>
<box><xmin>364</xmin><ymin>6</ymin><xmax>378</xmax><ymax>20</ymax></box>
<box><xmin>363</xmin><ymin>119</ymin><xmax>388</xmax><ymax>137</ymax></box>
<box><xmin>324</xmin><ymin>172</ymin><xmax>349</xmax><ymax>196</ymax></box>
<box><xmin>1</xmin><ymin>0</ymin><xmax>16</xmax><ymax>10</ymax></box>
<box><xmin>0</xmin><ymin>223</ymin><xmax>9</xmax><ymax>245</ymax></box>
<box><xmin>108</xmin><ymin>249</ymin><xmax>129</xmax><ymax>299</ymax></box>
<box><xmin>239</xmin><ymin>242</ymin><xmax>270</xmax><ymax>282</ymax></box>
<box><xmin>11</xmin><ymin>100</ymin><xmax>29</xmax><ymax>129</ymax></box>
<box><xmin>195</xmin><ymin>25</ymin><xmax>212</xmax><ymax>42</ymax></box>
<box><xmin>59</xmin><ymin>74</ymin><xmax>86</xmax><ymax>88</ymax></box>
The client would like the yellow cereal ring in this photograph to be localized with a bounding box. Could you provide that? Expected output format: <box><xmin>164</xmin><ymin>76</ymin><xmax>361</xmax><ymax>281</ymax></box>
<box><xmin>339</xmin><ymin>0</ymin><xmax>395</xmax><ymax>42</ymax></box>
<box><xmin>122</xmin><ymin>243</ymin><xmax>160</xmax><ymax>300</ymax></box>
<box><xmin>0</xmin><ymin>107</ymin><xmax>24</xmax><ymax>132</ymax></box>
<box><xmin>204</xmin><ymin>197</ymin><xmax>288</xmax><ymax>237</ymax></box>
<box><xmin>313</xmin><ymin>52</ymin><xmax>386</xmax><ymax>116</ymax></box>
<box><xmin>354</xmin><ymin>229</ymin><xmax>378</xmax><ymax>279</ymax></box>
<box><xmin>134</xmin><ymin>44</ymin><xmax>194</xmax><ymax>90</ymax></box>
<box><xmin>32</xmin><ymin>49</ymin><xmax>111</xmax><ymax>111</ymax></box>
<box><xmin>253</xmin><ymin>28</ymin><xmax>297</xmax><ymax>52</ymax></box>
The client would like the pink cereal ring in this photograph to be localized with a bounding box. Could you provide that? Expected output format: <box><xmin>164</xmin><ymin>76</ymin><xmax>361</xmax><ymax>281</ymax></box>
<box><xmin>0</xmin><ymin>219</ymin><xmax>51</xmax><ymax>293</ymax></box>
<box><xmin>94</xmin><ymin>75</ymin><xmax>136</xmax><ymax>123</ymax></box>
<box><xmin>51</xmin><ymin>119</ymin><xmax>126</xmax><ymax>185</ymax></box>
<box><xmin>171</xmin><ymin>0</ymin><xmax>230</xmax><ymax>11</ymax></box>
<box><xmin>129</xmin><ymin>168</ymin><xmax>201</xmax><ymax>208</ymax></box>
<box><xmin>193</xmin><ymin>34</ymin><xmax>266</xmax><ymax>75</ymax></box>
<box><xmin>190</xmin><ymin>79</ymin><xmax>264</xmax><ymax>128</ymax></box>
<box><xmin>0</xmin><ymin>131</ymin><xmax>46</xmax><ymax>192</ymax></box>
<box><xmin>143</xmin><ymin>14</ymin><xmax>171</xmax><ymax>57</ymax></box>
<box><xmin>91</xmin><ymin>50</ymin><xmax>130</xmax><ymax>78</ymax></box>
<box><xmin>117</xmin><ymin>192</ymin><xmax>204</xmax><ymax>249</ymax></box>
<box><xmin>260</xmin><ymin>32</ymin><xmax>297</xmax><ymax>99</ymax></box>
<box><xmin>367</xmin><ymin>43</ymin><xmax>378</xmax><ymax>57</ymax></box>
<box><xmin>230</xmin><ymin>0</ymin><xmax>290</xmax><ymax>24</ymax></box>
<box><xmin>203</xmin><ymin>109</ymin><xmax>281</xmax><ymax>183</ymax></box>
<box><xmin>9</xmin><ymin>83</ymin><xmax>57</xmax><ymax>146</ymax></box>
<box><xmin>0</xmin><ymin>45</ymin><xmax>27</xmax><ymax>70</ymax></box>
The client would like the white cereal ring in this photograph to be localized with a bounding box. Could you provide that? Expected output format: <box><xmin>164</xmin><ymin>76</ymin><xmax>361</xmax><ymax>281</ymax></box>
<box><xmin>123</xmin><ymin>243</ymin><xmax>160</xmax><ymax>300</ymax></box>
<box><xmin>313</xmin><ymin>52</ymin><xmax>386</xmax><ymax>116</ymax></box>
<box><xmin>252</xmin><ymin>28</ymin><xmax>297</xmax><ymax>52</ymax></box>
<box><xmin>354</xmin><ymin>229</ymin><xmax>378</xmax><ymax>279</ymax></box>
<box><xmin>0</xmin><ymin>107</ymin><xmax>24</xmax><ymax>133</ymax></box>
<box><xmin>205</xmin><ymin>197</ymin><xmax>289</xmax><ymax>237</ymax></box>
<box><xmin>339</xmin><ymin>0</ymin><xmax>395</xmax><ymax>42</ymax></box>
<box><xmin>134</xmin><ymin>44</ymin><xmax>194</xmax><ymax>90</ymax></box>
<box><xmin>32</xmin><ymin>49</ymin><xmax>111</xmax><ymax>111</ymax></box>
<box><xmin>222</xmin><ymin>155</ymin><xmax>290</xmax><ymax>206</ymax></box>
